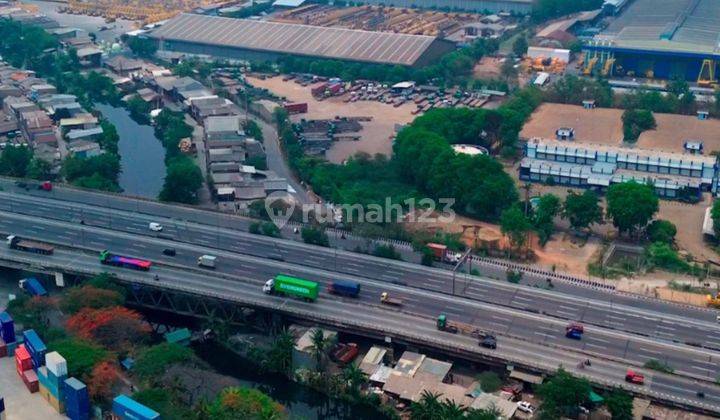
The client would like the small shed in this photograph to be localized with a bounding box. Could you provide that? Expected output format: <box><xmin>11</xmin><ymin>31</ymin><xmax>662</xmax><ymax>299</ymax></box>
<box><xmin>698</xmin><ymin>110</ymin><xmax>709</xmax><ymax>120</ymax></box>
<box><xmin>684</xmin><ymin>140</ymin><xmax>704</xmax><ymax>154</ymax></box>
<box><xmin>164</xmin><ymin>328</ymin><xmax>191</xmax><ymax>346</ymax></box>
<box><xmin>582</xmin><ymin>99</ymin><xmax>596</xmax><ymax>109</ymax></box>
<box><xmin>555</xmin><ymin>127</ymin><xmax>575</xmax><ymax>140</ymax></box>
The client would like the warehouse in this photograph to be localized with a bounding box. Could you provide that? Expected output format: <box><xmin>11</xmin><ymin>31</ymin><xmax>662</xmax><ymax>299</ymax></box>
<box><xmin>148</xmin><ymin>14</ymin><xmax>456</xmax><ymax>67</ymax></box>
<box><xmin>583</xmin><ymin>0</ymin><xmax>720</xmax><ymax>82</ymax></box>
<box><xmin>350</xmin><ymin>0</ymin><xmax>532</xmax><ymax>13</ymax></box>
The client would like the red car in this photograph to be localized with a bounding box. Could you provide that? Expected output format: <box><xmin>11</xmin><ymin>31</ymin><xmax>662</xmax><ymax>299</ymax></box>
<box><xmin>625</xmin><ymin>369</ymin><xmax>645</xmax><ymax>385</ymax></box>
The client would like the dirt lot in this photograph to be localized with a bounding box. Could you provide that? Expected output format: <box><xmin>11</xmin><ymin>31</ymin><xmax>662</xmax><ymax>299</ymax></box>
<box><xmin>247</xmin><ymin>75</ymin><xmax>416</xmax><ymax>163</ymax></box>
<box><xmin>473</xmin><ymin>56</ymin><xmax>503</xmax><ymax>80</ymax></box>
<box><xmin>636</xmin><ymin>113</ymin><xmax>720</xmax><ymax>153</ymax></box>
<box><xmin>519</xmin><ymin>103</ymin><xmax>624</xmax><ymax>145</ymax></box>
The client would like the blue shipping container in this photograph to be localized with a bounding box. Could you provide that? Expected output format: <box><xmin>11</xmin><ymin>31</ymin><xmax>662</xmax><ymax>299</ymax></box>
<box><xmin>6</xmin><ymin>341</ymin><xmax>17</xmax><ymax>356</ymax></box>
<box><xmin>21</xmin><ymin>278</ymin><xmax>47</xmax><ymax>297</ymax></box>
<box><xmin>63</xmin><ymin>378</ymin><xmax>90</xmax><ymax>420</ymax></box>
<box><xmin>38</xmin><ymin>367</ymin><xmax>64</xmax><ymax>398</ymax></box>
<box><xmin>329</xmin><ymin>280</ymin><xmax>361</xmax><ymax>297</ymax></box>
<box><xmin>0</xmin><ymin>312</ymin><xmax>14</xmax><ymax>344</ymax></box>
<box><xmin>0</xmin><ymin>396</ymin><xmax>5</xmax><ymax>420</ymax></box>
<box><xmin>22</xmin><ymin>330</ymin><xmax>47</xmax><ymax>368</ymax></box>
<box><xmin>112</xmin><ymin>395</ymin><xmax>160</xmax><ymax>420</ymax></box>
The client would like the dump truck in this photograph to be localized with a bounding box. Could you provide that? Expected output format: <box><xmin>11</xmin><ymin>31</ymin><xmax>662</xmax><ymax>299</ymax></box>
<box><xmin>426</xmin><ymin>243</ymin><xmax>461</xmax><ymax>264</ymax></box>
<box><xmin>565</xmin><ymin>322</ymin><xmax>584</xmax><ymax>340</ymax></box>
<box><xmin>263</xmin><ymin>274</ymin><xmax>319</xmax><ymax>301</ymax></box>
<box><xmin>327</xmin><ymin>280</ymin><xmax>361</xmax><ymax>298</ymax></box>
<box><xmin>19</xmin><ymin>277</ymin><xmax>47</xmax><ymax>297</ymax></box>
<box><xmin>380</xmin><ymin>292</ymin><xmax>403</xmax><ymax>306</ymax></box>
<box><xmin>437</xmin><ymin>314</ymin><xmax>458</xmax><ymax>333</ymax></box>
<box><xmin>6</xmin><ymin>235</ymin><xmax>54</xmax><ymax>255</ymax></box>
<box><xmin>197</xmin><ymin>255</ymin><xmax>217</xmax><ymax>269</ymax></box>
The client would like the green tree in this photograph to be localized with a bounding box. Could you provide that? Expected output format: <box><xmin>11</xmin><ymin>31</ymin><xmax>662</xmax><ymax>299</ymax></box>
<box><xmin>265</xmin><ymin>329</ymin><xmax>294</xmax><ymax>374</ymax></box>
<box><xmin>309</xmin><ymin>328</ymin><xmax>331</xmax><ymax>372</ymax></box>
<box><xmin>134</xmin><ymin>343</ymin><xmax>194</xmax><ymax>380</ymax></box>
<box><xmin>500</xmin><ymin>56</ymin><xmax>518</xmax><ymax>86</ymax></box>
<box><xmin>133</xmin><ymin>387</ymin><xmax>194</xmax><ymax>420</ymax></box>
<box><xmin>622</xmin><ymin>109</ymin><xmax>656</xmax><ymax>143</ymax></box>
<box><xmin>411</xmin><ymin>391</ymin><xmax>445</xmax><ymax>420</ymax></box>
<box><xmin>204</xmin><ymin>387</ymin><xmax>286</xmax><ymax>420</ymax></box>
<box><xmin>647</xmin><ymin>219</ymin><xmax>677</xmax><ymax>244</ymax></box>
<box><xmin>605</xmin><ymin>389</ymin><xmax>633</xmax><ymax>420</ymax></box>
<box><xmin>532</xmin><ymin>0</ymin><xmax>603</xmax><ymax>21</ymax></box>
<box><xmin>60</xmin><ymin>285</ymin><xmax>124</xmax><ymax>314</ymax></box>
<box><xmin>563</xmin><ymin>191</ymin><xmax>602</xmax><ymax>232</ymax></box>
<box><xmin>512</xmin><ymin>35</ymin><xmax>528</xmax><ymax>57</ymax></box>
<box><xmin>537</xmin><ymin>368</ymin><xmax>591</xmax><ymax>419</ymax></box>
<box><xmin>342</xmin><ymin>363</ymin><xmax>368</xmax><ymax>395</ymax></box>
<box><xmin>712</xmin><ymin>200</ymin><xmax>720</xmax><ymax>237</ymax></box>
<box><xmin>646</xmin><ymin>242</ymin><xmax>691</xmax><ymax>273</ymax></box>
<box><xmin>126</xmin><ymin>95</ymin><xmax>151</xmax><ymax>124</ymax></box>
<box><xmin>301</xmin><ymin>227</ymin><xmax>330</xmax><ymax>247</ymax></box>
<box><xmin>0</xmin><ymin>145</ymin><xmax>32</xmax><ymax>177</ymax></box>
<box><xmin>127</xmin><ymin>36</ymin><xmax>158</xmax><ymax>58</ymax></box>
<box><xmin>49</xmin><ymin>338</ymin><xmax>108</xmax><ymax>379</ymax></box>
<box><xmin>533</xmin><ymin>194</ymin><xmax>561</xmax><ymax>245</ymax></box>
<box><xmin>261</xmin><ymin>222</ymin><xmax>281</xmax><ymax>237</ymax></box>
<box><xmin>606</xmin><ymin>181</ymin><xmax>658</xmax><ymax>236</ymax></box>
<box><xmin>26</xmin><ymin>157</ymin><xmax>51</xmax><ymax>180</ymax></box>
<box><xmin>500</xmin><ymin>205</ymin><xmax>531</xmax><ymax>249</ymax></box>
<box><xmin>373</xmin><ymin>244</ymin><xmax>402</xmax><ymax>260</ymax></box>
<box><xmin>159</xmin><ymin>156</ymin><xmax>203</xmax><ymax>204</ymax></box>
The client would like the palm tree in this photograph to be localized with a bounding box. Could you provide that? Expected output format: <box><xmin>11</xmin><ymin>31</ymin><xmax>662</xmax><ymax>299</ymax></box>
<box><xmin>410</xmin><ymin>390</ymin><xmax>444</xmax><ymax>420</ymax></box>
<box><xmin>267</xmin><ymin>328</ymin><xmax>294</xmax><ymax>373</ymax></box>
<box><xmin>342</xmin><ymin>363</ymin><xmax>368</xmax><ymax>395</ymax></box>
<box><xmin>441</xmin><ymin>399</ymin><xmax>466</xmax><ymax>419</ymax></box>
<box><xmin>309</xmin><ymin>328</ymin><xmax>330</xmax><ymax>372</ymax></box>
<box><xmin>466</xmin><ymin>405</ymin><xmax>501</xmax><ymax>420</ymax></box>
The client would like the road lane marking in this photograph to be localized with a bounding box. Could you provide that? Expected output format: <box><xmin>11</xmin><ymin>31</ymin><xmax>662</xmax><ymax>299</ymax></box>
<box><xmin>639</xmin><ymin>347</ymin><xmax>661</xmax><ymax>355</ymax></box>
<box><xmin>657</xmin><ymin>324</ymin><xmax>676</xmax><ymax>331</ymax></box>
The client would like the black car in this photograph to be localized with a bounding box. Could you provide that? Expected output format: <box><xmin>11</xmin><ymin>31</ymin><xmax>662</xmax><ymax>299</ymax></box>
<box><xmin>163</xmin><ymin>248</ymin><xmax>176</xmax><ymax>256</ymax></box>
<box><xmin>480</xmin><ymin>334</ymin><xmax>497</xmax><ymax>349</ymax></box>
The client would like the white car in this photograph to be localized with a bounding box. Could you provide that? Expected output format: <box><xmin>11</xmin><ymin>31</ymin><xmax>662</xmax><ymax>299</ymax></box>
<box><xmin>517</xmin><ymin>401</ymin><xmax>534</xmax><ymax>414</ymax></box>
<box><xmin>149</xmin><ymin>222</ymin><xmax>163</xmax><ymax>232</ymax></box>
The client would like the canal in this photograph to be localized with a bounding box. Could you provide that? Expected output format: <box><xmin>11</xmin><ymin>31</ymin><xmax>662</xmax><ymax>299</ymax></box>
<box><xmin>194</xmin><ymin>341</ymin><xmax>389</xmax><ymax>420</ymax></box>
<box><xmin>95</xmin><ymin>104</ymin><xmax>166</xmax><ymax>198</ymax></box>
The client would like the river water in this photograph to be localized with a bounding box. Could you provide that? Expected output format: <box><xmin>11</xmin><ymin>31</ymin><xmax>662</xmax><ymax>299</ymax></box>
<box><xmin>95</xmin><ymin>104</ymin><xmax>166</xmax><ymax>198</ymax></box>
<box><xmin>194</xmin><ymin>341</ymin><xmax>389</xmax><ymax>420</ymax></box>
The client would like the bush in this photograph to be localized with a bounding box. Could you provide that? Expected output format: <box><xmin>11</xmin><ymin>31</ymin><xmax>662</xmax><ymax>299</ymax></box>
<box><xmin>647</xmin><ymin>220</ymin><xmax>677</xmax><ymax>244</ymax></box>
<box><xmin>49</xmin><ymin>338</ymin><xmax>108</xmax><ymax>379</ymax></box>
<box><xmin>646</xmin><ymin>242</ymin><xmax>691</xmax><ymax>273</ymax></box>
<box><xmin>373</xmin><ymin>244</ymin><xmax>402</xmax><ymax>260</ymax></box>
<box><xmin>301</xmin><ymin>226</ymin><xmax>330</xmax><ymax>247</ymax></box>
<box><xmin>60</xmin><ymin>285</ymin><xmax>125</xmax><ymax>314</ymax></box>
<box><xmin>249</xmin><ymin>222</ymin><xmax>261</xmax><ymax>234</ymax></box>
<box><xmin>644</xmin><ymin>359</ymin><xmax>674</xmax><ymax>374</ymax></box>
<box><xmin>622</xmin><ymin>109</ymin><xmax>656</xmax><ymax>143</ymax></box>
<box><xmin>134</xmin><ymin>343</ymin><xmax>194</xmax><ymax>380</ymax></box>
<box><xmin>477</xmin><ymin>371</ymin><xmax>502</xmax><ymax>392</ymax></box>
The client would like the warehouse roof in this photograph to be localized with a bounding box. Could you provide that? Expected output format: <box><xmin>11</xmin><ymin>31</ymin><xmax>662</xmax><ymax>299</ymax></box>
<box><xmin>149</xmin><ymin>13</ymin><xmax>449</xmax><ymax>66</ymax></box>
<box><xmin>592</xmin><ymin>0</ymin><xmax>720</xmax><ymax>56</ymax></box>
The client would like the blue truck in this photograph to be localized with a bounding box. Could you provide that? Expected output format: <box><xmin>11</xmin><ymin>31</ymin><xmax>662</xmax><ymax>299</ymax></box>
<box><xmin>19</xmin><ymin>277</ymin><xmax>47</xmax><ymax>297</ymax></box>
<box><xmin>327</xmin><ymin>280</ymin><xmax>361</xmax><ymax>298</ymax></box>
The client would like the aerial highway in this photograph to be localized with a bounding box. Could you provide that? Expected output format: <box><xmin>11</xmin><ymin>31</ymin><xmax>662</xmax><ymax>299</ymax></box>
<box><xmin>1</xmin><ymin>189</ymin><xmax>719</xmax><ymax>354</ymax></box>
<box><xmin>1</xmin><ymin>225</ymin><xmax>719</xmax><ymax>413</ymax></box>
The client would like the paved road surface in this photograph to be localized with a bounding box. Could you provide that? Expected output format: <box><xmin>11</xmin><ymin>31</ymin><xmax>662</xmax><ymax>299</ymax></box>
<box><xmin>2</xmin><ymin>241</ymin><xmax>719</xmax><ymax>413</ymax></box>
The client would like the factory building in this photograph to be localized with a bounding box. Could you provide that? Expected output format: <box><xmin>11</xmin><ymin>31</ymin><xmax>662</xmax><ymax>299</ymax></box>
<box><xmin>350</xmin><ymin>0</ymin><xmax>532</xmax><ymax>14</ymax></box>
<box><xmin>148</xmin><ymin>14</ymin><xmax>456</xmax><ymax>67</ymax></box>
<box><xmin>520</xmin><ymin>139</ymin><xmax>718</xmax><ymax>200</ymax></box>
<box><xmin>582</xmin><ymin>0</ymin><xmax>720</xmax><ymax>83</ymax></box>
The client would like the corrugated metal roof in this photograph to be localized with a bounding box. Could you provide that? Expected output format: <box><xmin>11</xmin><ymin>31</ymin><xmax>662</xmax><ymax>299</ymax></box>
<box><xmin>149</xmin><ymin>13</ymin><xmax>443</xmax><ymax>66</ymax></box>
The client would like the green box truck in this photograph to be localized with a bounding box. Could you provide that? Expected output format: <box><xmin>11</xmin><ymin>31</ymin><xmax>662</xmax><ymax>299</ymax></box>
<box><xmin>263</xmin><ymin>274</ymin><xmax>319</xmax><ymax>301</ymax></box>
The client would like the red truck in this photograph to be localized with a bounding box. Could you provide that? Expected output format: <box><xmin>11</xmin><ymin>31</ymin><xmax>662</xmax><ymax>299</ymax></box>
<box><xmin>284</xmin><ymin>102</ymin><xmax>308</xmax><ymax>114</ymax></box>
<box><xmin>427</xmin><ymin>243</ymin><xmax>461</xmax><ymax>264</ymax></box>
<box><xmin>311</xmin><ymin>83</ymin><xmax>328</xmax><ymax>97</ymax></box>
<box><xmin>625</xmin><ymin>369</ymin><xmax>645</xmax><ymax>385</ymax></box>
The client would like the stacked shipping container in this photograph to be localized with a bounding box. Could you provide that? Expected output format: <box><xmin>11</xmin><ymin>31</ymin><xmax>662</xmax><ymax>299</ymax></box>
<box><xmin>63</xmin><ymin>377</ymin><xmax>90</xmax><ymax>420</ymax></box>
<box><xmin>22</xmin><ymin>329</ymin><xmax>47</xmax><ymax>369</ymax></box>
<box><xmin>15</xmin><ymin>344</ymin><xmax>38</xmax><ymax>393</ymax></box>
<box><xmin>0</xmin><ymin>312</ymin><xmax>16</xmax><ymax>357</ymax></box>
<box><xmin>38</xmin><ymin>351</ymin><xmax>68</xmax><ymax>414</ymax></box>
<box><xmin>0</xmin><ymin>395</ymin><xmax>4</xmax><ymax>420</ymax></box>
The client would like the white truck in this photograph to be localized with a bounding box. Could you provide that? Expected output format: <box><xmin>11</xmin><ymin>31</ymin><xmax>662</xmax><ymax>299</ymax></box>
<box><xmin>197</xmin><ymin>255</ymin><xmax>217</xmax><ymax>269</ymax></box>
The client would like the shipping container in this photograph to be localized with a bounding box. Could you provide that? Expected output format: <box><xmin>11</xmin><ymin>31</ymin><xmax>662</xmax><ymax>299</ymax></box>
<box><xmin>263</xmin><ymin>274</ymin><xmax>319</xmax><ymax>301</ymax></box>
<box><xmin>15</xmin><ymin>344</ymin><xmax>32</xmax><ymax>372</ymax></box>
<box><xmin>0</xmin><ymin>312</ymin><xmax>14</xmax><ymax>344</ymax></box>
<box><xmin>164</xmin><ymin>328</ymin><xmax>191</xmax><ymax>346</ymax></box>
<box><xmin>48</xmin><ymin>392</ymin><xmax>65</xmax><ymax>414</ymax></box>
<box><xmin>22</xmin><ymin>369</ymin><xmax>38</xmax><ymax>393</ymax></box>
<box><xmin>327</xmin><ymin>280</ymin><xmax>361</xmax><ymax>298</ymax></box>
<box><xmin>46</xmin><ymin>352</ymin><xmax>68</xmax><ymax>377</ymax></box>
<box><xmin>38</xmin><ymin>366</ymin><xmax>64</xmax><ymax>399</ymax></box>
<box><xmin>0</xmin><ymin>339</ymin><xmax>6</xmax><ymax>358</ymax></box>
<box><xmin>22</xmin><ymin>330</ymin><xmax>46</xmax><ymax>368</ymax></box>
<box><xmin>0</xmin><ymin>396</ymin><xmax>5</xmax><ymax>420</ymax></box>
<box><xmin>284</xmin><ymin>102</ymin><xmax>308</xmax><ymax>114</ymax></box>
<box><xmin>63</xmin><ymin>378</ymin><xmax>90</xmax><ymax>420</ymax></box>
<box><xmin>112</xmin><ymin>395</ymin><xmax>160</xmax><ymax>420</ymax></box>
<box><xmin>19</xmin><ymin>278</ymin><xmax>47</xmax><ymax>297</ymax></box>
<box><xmin>6</xmin><ymin>341</ymin><xmax>17</xmax><ymax>357</ymax></box>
